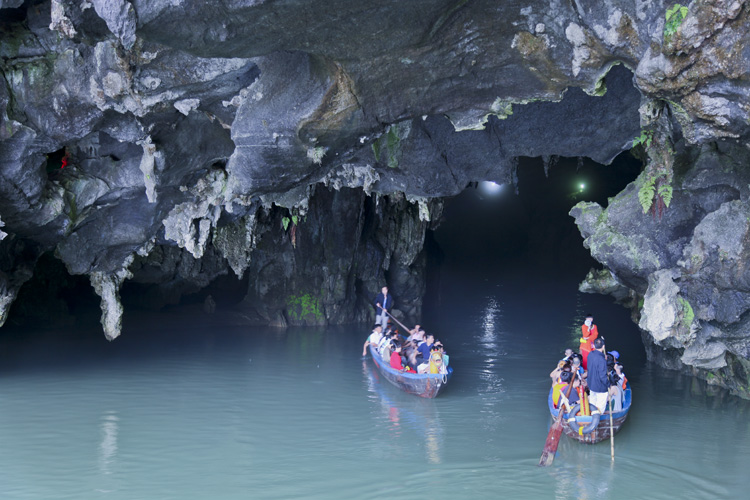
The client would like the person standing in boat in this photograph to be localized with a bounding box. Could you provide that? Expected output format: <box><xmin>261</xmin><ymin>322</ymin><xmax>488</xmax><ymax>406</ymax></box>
<box><xmin>579</xmin><ymin>314</ymin><xmax>599</xmax><ymax>370</ymax></box>
<box><xmin>374</xmin><ymin>286</ymin><xmax>393</xmax><ymax>330</ymax></box>
<box><xmin>587</xmin><ymin>337</ymin><xmax>609</xmax><ymax>413</ymax></box>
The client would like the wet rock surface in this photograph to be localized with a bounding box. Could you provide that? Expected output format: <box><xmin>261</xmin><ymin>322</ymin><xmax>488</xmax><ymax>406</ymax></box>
<box><xmin>1</xmin><ymin>1</ymin><xmax>750</xmax><ymax>395</ymax></box>
<box><xmin>572</xmin><ymin>141</ymin><xmax>750</xmax><ymax>398</ymax></box>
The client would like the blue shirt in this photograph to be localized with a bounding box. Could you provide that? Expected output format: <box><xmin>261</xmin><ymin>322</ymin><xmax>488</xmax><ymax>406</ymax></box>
<box><xmin>417</xmin><ymin>342</ymin><xmax>432</xmax><ymax>362</ymax></box>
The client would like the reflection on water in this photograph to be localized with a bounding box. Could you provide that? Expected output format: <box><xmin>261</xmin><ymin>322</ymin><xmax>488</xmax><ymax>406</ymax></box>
<box><xmin>362</xmin><ymin>360</ymin><xmax>444</xmax><ymax>464</ymax></box>
<box><xmin>1</xmin><ymin>273</ymin><xmax>750</xmax><ymax>499</ymax></box>
<box><xmin>98</xmin><ymin>411</ymin><xmax>118</xmax><ymax>475</ymax></box>
<box><xmin>550</xmin><ymin>454</ymin><xmax>615</xmax><ymax>500</ymax></box>
<box><xmin>474</xmin><ymin>296</ymin><xmax>506</xmax><ymax>431</ymax></box>
<box><xmin>481</xmin><ymin>297</ymin><xmax>500</xmax><ymax>345</ymax></box>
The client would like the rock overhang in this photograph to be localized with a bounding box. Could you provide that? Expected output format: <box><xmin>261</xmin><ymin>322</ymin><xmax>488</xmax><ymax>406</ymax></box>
<box><xmin>2</xmin><ymin>0</ymin><xmax>750</xmax><ymax>400</ymax></box>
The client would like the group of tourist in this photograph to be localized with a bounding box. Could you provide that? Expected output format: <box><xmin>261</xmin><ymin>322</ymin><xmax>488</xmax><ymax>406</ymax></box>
<box><xmin>364</xmin><ymin>286</ymin><xmax>449</xmax><ymax>374</ymax></box>
<box><xmin>362</xmin><ymin>286</ymin><xmax>448</xmax><ymax>374</ymax></box>
<box><xmin>362</xmin><ymin>323</ymin><xmax>449</xmax><ymax>375</ymax></box>
<box><xmin>550</xmin><ymin>314</ymin><xmax>628</xmax><ymax>414</ymax></box>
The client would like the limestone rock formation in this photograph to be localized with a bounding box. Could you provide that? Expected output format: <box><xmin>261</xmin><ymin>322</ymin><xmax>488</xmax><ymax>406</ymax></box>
<box><xmin>572</xmin><ymin>141</ymin><xmax>750</xmax><ymax>398</ymax></box>
<box><xmin>1</xmin><ymin>1</ymin><xmax>750</xmax><ymax>396</ymax></box>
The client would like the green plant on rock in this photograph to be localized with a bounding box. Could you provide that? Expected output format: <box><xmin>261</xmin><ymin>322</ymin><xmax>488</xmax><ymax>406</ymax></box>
<box><xmin>677</xmin><ymin>297</ymin><xmax>694</xmax><ymax>329</ymax></box>
<box><xmin>281</xmin><ymin>211</ymin><xmax>301</xmax><ymax>248</ymax></box>
<box><xmin>286</xmin><ymin>293</ymin><xmax>324</xmax><ymax>323</ymax></box>
<box><xmin>634</xmin><ymin>123</ymin><xmax>674</xmax><ymax>219</ymax></box>
<box><xmin>664</xmin><ymin>4</ymin><xmax>689</xmax><ymax>42</ymax></box>
<box><xmin>632</xmin><ymin>129</ymin><xmax>653</xmax><ymax>149</ymax></box>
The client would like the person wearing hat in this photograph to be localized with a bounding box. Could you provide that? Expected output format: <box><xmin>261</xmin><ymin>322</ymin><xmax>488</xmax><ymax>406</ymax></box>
<box><xmin>579</xmin><ymin>314</ymin><xmax>599</xmax><ymax>370</ymax></box>
<box><xmin>586</xmin><ymin>336</ymin><xmax>609</xmax><ymax>413</ymax></box>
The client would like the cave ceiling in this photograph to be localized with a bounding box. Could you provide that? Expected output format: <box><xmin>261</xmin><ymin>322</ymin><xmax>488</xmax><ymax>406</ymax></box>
<box><xmin>2</xmin><ymin>0</ymin><xmax>750</xmax><ymax>353</ymax></box>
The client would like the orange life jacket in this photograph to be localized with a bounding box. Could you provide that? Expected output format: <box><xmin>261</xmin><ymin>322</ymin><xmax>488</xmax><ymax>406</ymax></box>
<box><xmin>581</xmin><ymin>323</ymin><xmax>599</xmax><ymax>342</ymax></box>
<box><xmin>580</xmin><ymin>323</ymin><xmax>598</xmax><ymax>370</ymax></box>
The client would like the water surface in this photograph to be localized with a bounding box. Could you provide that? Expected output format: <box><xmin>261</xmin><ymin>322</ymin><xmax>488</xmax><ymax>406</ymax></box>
<box><xmin>1</xmin><ymin>271</ymin><xmax>749</xmax><ymax>499</ymax></box>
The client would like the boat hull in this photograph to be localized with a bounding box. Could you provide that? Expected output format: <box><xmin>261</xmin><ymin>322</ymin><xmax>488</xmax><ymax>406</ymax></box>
<box><xmin>548</xmin><ymin>387</ymin><xmax>632</xmax><ymax>444</ymax></box>
<box><xmin>368</xmin><ymin>345</ymin><xmax>451</xmax><ymax>398</ymax></box>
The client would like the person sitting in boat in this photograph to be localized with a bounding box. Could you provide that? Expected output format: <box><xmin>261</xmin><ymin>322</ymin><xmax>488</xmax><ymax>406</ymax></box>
<box><xmin>407</xmin><ymin>325</ymin><xmax>425</xmax><ymax>343</ymax></box>
<box><xmin>607</xmin><ymin>355</ymin><xmax>627</xmax><ymax>411</ymax></box>
<box><xmin>609</xmin><ymin>351</ymin><xmax>628</xmax><ymax>391</ymax></box>
<box><xmin>362</xmin><ymin>325</ymin><xmax>384</xmax><ymax>356</ymax></box>
<box><xmin>433</xmin><ymin>340</ymin><xmax>449</xmax><ymax>367</ymax></box>
<box><xmin>381</xmin><ymin>339</ymin><xmax>395</xmax><ymax>362</ymax></box>
<box><xmin>553</xmin><ymin>370</ymin><xmax>580</xmax><ymax>410</ymax></box>
<box><xmin>389</xmin><ymin>342</ymin><xmax>414</xmax><ymax>372</ymax></box>
<box><xmin>402</xmin><ymin>339</ymin><xmax>420</xmax><ymax>371</ymax></box>
<box><xmin>428</xmin><ymin>349</ymin><xmax>448</xmax><ymax>374</ymax></box>
<box><xmin>377</xmin><ymin>330</ymin><xmax>392</xmax><ymax>354</ymax></box>
<box><xmin>417</xmin><ymin>334</ymin><xmax>435</xmax><ymax>364</ymax></box>
<box><xmin>550</xmin><ymin>359</ymin><xmax>572</xmax><ymax>385</ymax></box>
<box><xmin>560</xmin><ymin>348</ymin><xmax>574</xmax><ymax>363</ymax></box>
<box><xmin>580</xmin><ymin>314</ymin><xmax>599</xmax><ymax>370</ymax></box>
<box><xmin>571</xmin><ymin>354</ymin><xmax>586</xmax><ymax>383</ymax></box>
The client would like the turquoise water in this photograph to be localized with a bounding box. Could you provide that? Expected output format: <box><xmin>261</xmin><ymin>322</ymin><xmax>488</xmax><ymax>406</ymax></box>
<box><xmin>1</xmin><ymin>273</ymin><xmax>749</xmax><ymax>499</ymax></box>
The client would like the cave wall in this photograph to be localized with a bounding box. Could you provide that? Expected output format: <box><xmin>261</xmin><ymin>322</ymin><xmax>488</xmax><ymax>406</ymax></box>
<box><xmin>1</xmin><ymin>1</ymin><xmax>750</xmax><ymax>395</ymax></box>
<box><xmin>572</xmin><ymin>139</ymin><xmax>750</xmax><ymax>399</ymax></box>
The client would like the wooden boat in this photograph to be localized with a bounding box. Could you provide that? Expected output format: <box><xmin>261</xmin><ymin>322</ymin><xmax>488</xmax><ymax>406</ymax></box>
<box><xmin>548</xmin><ymin>387</ymin><xmax>632</xmax><ymax>444</ymax></box>
<box><xmin>368</xmin><ymin>345</ymin><xmax>451</xmax><ymax>398</ymax></box>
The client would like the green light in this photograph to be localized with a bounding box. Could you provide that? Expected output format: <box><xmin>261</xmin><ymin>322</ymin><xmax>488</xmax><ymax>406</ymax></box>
<box><xmin>579</xmin><ymin>183</ymin><xmax>585</xmax><ymax>191</ymax></box>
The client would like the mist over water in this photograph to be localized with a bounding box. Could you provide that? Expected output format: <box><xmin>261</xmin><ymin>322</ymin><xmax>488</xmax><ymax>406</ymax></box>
<box><xmin>1</xmin><ymin>156</ymin><xmax>749</xmax><ymax>499</ymax></box>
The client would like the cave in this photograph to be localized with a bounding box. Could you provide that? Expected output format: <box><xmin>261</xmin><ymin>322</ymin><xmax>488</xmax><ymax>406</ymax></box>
<box><xmin>5</xmin><ymin>1</ymin><xmax>750</xmax><ymax>497</ymax></box>
<box><xmin>2</xmin><ymin>1</ymin><xmax>750</xmax><ymax>402</ymax></box>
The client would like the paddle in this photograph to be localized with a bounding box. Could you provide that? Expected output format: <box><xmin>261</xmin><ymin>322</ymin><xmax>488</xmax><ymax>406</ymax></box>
<box><xmin>384</xmin><ymin>310</ymin><xmax>412</xmax><ymax>336</ymax></box>
<box><xmin>538</xmin><ymin>378</ymin><xmax>576</xmax><ymax>467</ymax></box>
<box><xmin>609</xmin><ymin>393</ymin><xmax>615</xmax><ymax>462</ymax></box>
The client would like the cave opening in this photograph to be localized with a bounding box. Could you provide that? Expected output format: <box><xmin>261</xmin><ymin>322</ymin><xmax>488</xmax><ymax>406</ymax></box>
<box><xmin>424</xmin><ymin>152</ymin><xmax>642</xmax><ymax>314</ymax></box>
<box><xmin>5</xmin><ymin>251</ymin><xmax>100</xmax><ymax>330</ymax></box>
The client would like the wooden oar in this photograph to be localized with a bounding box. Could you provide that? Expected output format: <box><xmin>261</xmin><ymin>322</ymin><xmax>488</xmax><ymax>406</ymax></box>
<box><xmin>538</xmin><ymin>379</ymin><xmax>576</xmax><ymax>467</ymax></box>
<box><xmin>384</xmin><ymin>310</ymin><xmax>412</xmax><ymax>335</ymax></box>
<box><xmin>609</xmin><ymin>393</ymin><xmax>615</xmax><ymax>462</ymax></box>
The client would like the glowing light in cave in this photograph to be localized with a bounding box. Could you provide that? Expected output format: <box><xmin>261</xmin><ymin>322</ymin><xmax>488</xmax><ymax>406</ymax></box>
<box><xmin>480</xmin><ymin>181</ymin><xmax>504</xmax><ymax>195</ymax></box>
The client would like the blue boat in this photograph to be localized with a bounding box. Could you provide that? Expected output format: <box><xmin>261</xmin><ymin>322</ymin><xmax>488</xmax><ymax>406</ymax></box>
<box><xmin>368</xmin><ymin>345</ymin><xmax>452</xmax><ymax>398</ymax></box>
<box><xmin>548</xmin><ymin>387</ymin><xmax>632</xmax><ymax>444</ymax></box>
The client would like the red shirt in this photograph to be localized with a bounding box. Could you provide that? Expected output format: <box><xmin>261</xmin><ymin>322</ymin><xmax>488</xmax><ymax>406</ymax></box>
<box><xmin>390</xmin><ymin>351</ymin><xmax>404</xmax><ymax>370</ymax></box>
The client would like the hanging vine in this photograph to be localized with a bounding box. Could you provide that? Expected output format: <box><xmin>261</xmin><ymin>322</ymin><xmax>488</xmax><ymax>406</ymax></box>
<box><xmin>633</xmin><ymin>101</ymin><xmax>675</xmax><ymax>220</ymax></box>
